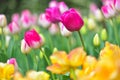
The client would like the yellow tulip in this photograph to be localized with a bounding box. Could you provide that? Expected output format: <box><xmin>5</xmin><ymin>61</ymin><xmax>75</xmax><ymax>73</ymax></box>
<box><xmin>68</xmin><ymin>47</ymin><xmax>86</xmax><ymax>67</ymax></box>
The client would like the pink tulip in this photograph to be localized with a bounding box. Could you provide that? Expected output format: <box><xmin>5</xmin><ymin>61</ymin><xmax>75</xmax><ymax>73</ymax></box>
<box><xmin>101</xmin><ymin>4</ymin><xmax>115</xmax><ymax>18</ymax></box>
<box><xmin>20</xmin><ymin>10</ymin><xmax>32</xmax><ymax>28</ymax></box>
<box><xmin>114</xmin><ymin>0</ymin><xmax>120</xmax><ymax>11</ymax></box>
<box><xmin>46</xmin><ymin>7</ymin><xmax>61</xmax><ymax>23</ymax></box>
<box><xmin>31</xmin><ymin>15</ymin><xmax>37</xmax><ymax>25</ymax></box>
<box><xmin>24</xmin><ymin>29</ymin><xmax>43</xmax><ymax>49</ymax></box>
<box><xmin>21</xmin><ymin>39</ymin><xmax>31</xmax><ymax>54</ymax></box>
<box><xmin>60</xmin><ymin>8</ymin><xmax>84</xmax><ymax>32</ymax></box>
<box><xmin>0</xmin><ymin>14</ymin><xmax>7</xmax><ymax>27</ymax></box>
<box><xmin>12</xmin><ymin>13</ymin><xmax>20</xmax><ymax>23</ymax></box>
<box><xmin>8</xmin><ymin>21</ymin><xmax>20</xmax><ymax>34</ymax></box>
<box><xmin>59</xmin><ymin>22</ymin><xmax>72</xmax><ymax>37</ymax></box>
<box><xmin>58</xmin><ymin>1</ymin><xmax>69</xmax><ymax>13</ymax></box>
<box><xmin>102</xmin><ymin>0</ymin><xmax>114</xmax><ymax>5</ymax></box>
<box><xmin>49</xmin><ymin>23</ymin><xmax>59</xmax><ymax>35</ymax></box>
<box><xmin>90</xmin><ymin>3</ymin><xmax>98</xmax><ymax>14</ymax></box>
<box><xmin>7</xmin><ymin>58</ymin><xmax>18</xmax><ymax>71</ymax></box>
<box><xmin>49</xmin><ymin>0</ymin><xmax>58</xmax><ymax>8</ymax></box>
<box><xmin>38</xmin><ymin>13</ymin><xmax>50</xmax><ymax>28</ymax></box>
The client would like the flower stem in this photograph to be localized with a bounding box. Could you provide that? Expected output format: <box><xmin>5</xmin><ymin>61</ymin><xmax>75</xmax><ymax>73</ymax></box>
<box><xmin>77</xmin><ymin>31</ymin><xmax>85</xmax><ymax>50</ymax></box>
<box><xmin>40</xmin><ymin>48</ymin><xmax>56</xmax><ymax>80</ymax></box>
<box><xmin>70</xmin><ymin>68</ymin><xmax>77</xmax><ymax>80</ymax></box>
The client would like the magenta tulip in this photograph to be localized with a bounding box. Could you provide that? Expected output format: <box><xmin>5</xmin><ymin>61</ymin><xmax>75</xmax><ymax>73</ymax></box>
<box><xmin>60</xmin><ymin>8</ymin><xmax>84</xmax><ymax>32</ymax></box>
<box><xmin>49</xmin><ymin>0</ymin><xmax>58</xmax><ymax>8</ymax></box>
<box><xmin>45</xmin><ymin>7</ymin><xmax>61</xmax><ymax>23</ymax></box>
<box><xmin>58</xmin><ymin>1</ymin><xmax>69</xmax><ymax>13</ymax></box>
<box><xmin>24</xmin><ymin>29</ymin><xmax>43</xmax><ymax>49</ymax></box>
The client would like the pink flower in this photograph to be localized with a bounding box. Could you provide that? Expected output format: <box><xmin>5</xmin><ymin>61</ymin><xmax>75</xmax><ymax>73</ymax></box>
<box><xmin>20</xmin><ymin>10</ymin><xmax>32</xmax><ymax>28</ymax></box>
<box><xmin>21</xmin><ymin>39</ymin><xmax>31</xmax><ymax>54</ymax></box>
<box><xmin>58</xmin><ymin>1</ymin><xmax>69</xmax><ymax>13</ymax></box>
<box><xmin>59</xmin><ymin>22</ymin><xmax>72</xmax><ymax>37</ymax></box>
<box><xmin>101</xmin><ymin>4</ymin><xmax>115</xmax><ymax>18</ymax></box>
<box><xmin>60</xmin><ymin>8</ymin><xmax>84</xmax><ymax>32</ymax></box>
<box><xmin>8</xmin><ymin>21</ymin><xmax>20</xmax><ymax>34</ymax></box>
<box><xmin>24</xmin><ymin>29</ymin><xmax>43</xmax><ymax>49</ymax></box>
<box><xmin>49</xmin><ymin>0</ymin><xmax>58</xmax><ymax>8</ymax></box>
<box><xmin>49</xmin><ymin>23</ymin><xmax>59</xmax><ymax>35</ymax></box>
<box><xmin>7</xmin><ymin>58</ymin><xmax>18</xmax><ymax>71</ymax></box>
<box><xmin>38</xmin><ymin>13</ymin><xmax>50</xmax><ymax>28</ymax></box>
<box><xmin>102</xmin><ymin>0</ymin><xmax>114</xmax><ymax>5</ymax></box>
<box><xmin>114</xmin><ymin>0</ymin><xmax>120</xmax><ymax>11</ymax></box>
<box><xmin>12</xmin><ymin>13</ymin><xmax>20</xmax><ymax>23</ymax></box>
<box><xmin>46</xmin><ymin>7</ymin><xmax>61</xmax><ymax>23</ymax></box>
<box><xmin>90</xmin><ymin>3</ymin><xmax>98</xmax><ymax>14</ymax></box>
<box><xmin>0</xmin><ymin>14</ymin><xmax>7</xmax><ymax>27</ymax></box>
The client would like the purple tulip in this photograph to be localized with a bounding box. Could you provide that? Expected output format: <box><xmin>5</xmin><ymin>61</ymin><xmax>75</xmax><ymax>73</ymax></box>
<box><xmin>24</xmin><ymin>29</ymin><xmax>43</xmax><ymax>49</ymax></box>
<box><xmin>46</xmin><ymin>7</ymin><xmax>61</xmax><ymax>23</ymax></box>
<box><xmin>60</xmin><ymin>8</ymin><xmax>84</xmax><ymax>32</ymax></box>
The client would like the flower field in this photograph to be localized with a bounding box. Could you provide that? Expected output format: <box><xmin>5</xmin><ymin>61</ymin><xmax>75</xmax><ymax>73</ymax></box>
<box><xmin>0</xmin><ymin>0</ymin><xmax>120</xmax><ymax>80</ymax></box>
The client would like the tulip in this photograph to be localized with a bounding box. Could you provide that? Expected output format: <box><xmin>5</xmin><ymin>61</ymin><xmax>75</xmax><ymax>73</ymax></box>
<box><xmin>87</xmin><ymin>18</ymin><xmax>96</xmax><ymax>30</ymax></box>
<box><xmin>90</xmin><ymin>3</ymin><xmax>98</xmax><ymax>15</ymax></box>
<box><xmin>12</xmin><ymin>13</ymin><xmax>20</xmax><ymax>23</ymax></box>
<box><xmin>49</xmin><ymin>0</ymin><xmax>58</xmax><ymax>8</ymax></box>
<box><xmin>60</xmin><ymin>8</ymin><xmax>84</xmax><ymax>32</ymax></box>
<box><xmin>101</xmin><ymin>29</ymin><xmax>108</xmax><ymax>41</ymax></box>
<box><xmin>59</xmin><ymin>22</ymin><xmax>72</xmax><ymax>37</ymax></box>
<box><xmin>101</xmin><ymin>4</ymin><xmax>115</xmax><ymax>18</ymax></box>
<box><xmin>93</xmin><ymin>33</ymin><xmax>100</xmax><ymax>46</ymax></box>
<box><xmin>8</xmin><ymin>21</ymin><xmax>20</xmax><ymax>34</ymax></box>
<box><xmin>24</xmin><ymin>29</ymin><xmax>43</xmax><ymax>49</ymax></box>
<box><xmin>20</xmin><ymin>10</ymin><xmax>32</xmax><ymax>28</ymax></box>
<box><xmin>38</xmin><ymin>13</ymin><xmax>50</xmax><ymax>28</ymax></box>
<box><xmin>58</xmin><ymin>1</ymin><xmax>69</xmax><ymax>13</ymax></box>
<box><xmin>7</xmin><ymin>58</ymin><xmax>18</xmax><ymax>71</ymax></box>
<box><xmin>21</xmin><ymin>39</ymin><xmax>31</xmax><ymax>54</ymax></box>
<box><xmin>102</xmin><ymin>0</ymin><xmax>114</xmax><ymax>5</ymax></box>
<box><xmin>114</xmin><ymin>0</ymin><xmax>120</xmax><ymax>11</ymax></box>
<box><xmin>49</xmin><ymin>23</ymin><xmax>59</xmax><ymax>35</ymax></box>
<box><xmin>68</xmin><ymin>47</ymin><xmax>86</xmax><ymax>67</ymax></box>
<box><xmin>46</xmin><ymin>7</ymin><xmax>61</xmax><ymax>23</ymax></box>
<box><xmin>0</xmin><ymin>14</ymin><xmax>7</xmax><ymax>27</ymax></box>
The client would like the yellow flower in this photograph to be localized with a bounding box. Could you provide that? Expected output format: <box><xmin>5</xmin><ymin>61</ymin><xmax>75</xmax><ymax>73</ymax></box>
<box><xmin>83</xmin><ymin>56</ymin><xmax>97</xmax><ymax>74</ymax></box>
<box><xmin>47</xmin><ymin>47</ymin><xmax>87</xmax><ymax>74</ymax></box>
<box><xmin>100</xmin><ymin>42</ymin><xmax>120</xmax><ymax>59</ymax></box>
<box><xmin>68</xmin><ymin>47</ymin><xmax>86</xmax><ymax>67</ymax></box>
<box><xmin>3</xmin><ymin>64</ymin><xmax>15</xmax><ymax>79</ymax></box>
<box><xmin>26</xmin><ymin>71</ymin><xmax>50</xmax><ymax>80</ymax></box>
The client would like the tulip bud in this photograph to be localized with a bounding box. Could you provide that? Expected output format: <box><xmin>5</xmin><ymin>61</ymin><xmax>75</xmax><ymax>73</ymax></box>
<box><xmin>87</xmin><ymin>18</ymin><xmax>96</xmax><ymax>30</ymax></box>
<box><xmin>38</xmin><ymin>13</ymin><xmax>50</xmax><ymax>28</ymax></box>
<box><xmin>45</xmin><ymin>7</ymin><xmax>61</xmax><ymax>23</ymax></box>
<box><xmin>93</xmin><ymin>33</ymin><xmax>100</xmax><ymax>46</ymax></box>
<box><xmin>21</xmin><ymin>39</ymin><xmax>31</xmax><ymax>54</ymax></box>
<box><xmin>7</xmin><ymin>58</ymin><xmax>18</xmax><ymax>71</ymax></box>
<box><xmin>101</xmin><ymin>4</ymin><xmax>115</xmax><ymax>18</ymax></box>
<box><xmin>49</xmin><ymin>23</ymin><xmax>59</xmax><ymax>35</ymax></box>
<box><xmin>24</xmin><ymin>29</ymin><xmax>43</xmax><ymax>49</ymax></box>
<box><xmin>101</xmin><ymin>29</ymin><xmax>108</xmax><ymax>41</ymax></box>
<box><xmin>8</xmin><ymin>21</ymin><xmax>20</xmax><ymax>34</ymax></box>
<box><xmin>5</xmin><ymin>35</ymin><xmax>11</xmax><ymax>48</ymax></box>
<box><xmin>0</xmin><ymin>14</ymin><xmax>7</xmax><ymax>28</ymax></box>
<box><xmin>61</xmin><ymin>8</ymin><xmax>84</xmax><ymax>32</ymax></box>
<box><xmin>80</xmin><ymin>26</ymin><xmax>87</xmax><ymax>35</ymax></box>
<box><xmin>58</xmin><ymin>1</ymin><xmax>69</xmax><ymax>13</ymax></box>
<box><xmin>53</xmin><ymin>47</ymin><xmax>58</xmax><ymax>53</ymax></box>
<box><xmin>0</xmin><ymin>28</ymin><xmax>2</xmax><ymax>34</ymax></box>
<box><xmin>59</xmin><ymin>22</ymin><xmax>72</xmax><ymax>37</ymax></box>
<box><xmin>114</xmin><ymin>0</ymin><xmax>120</xmax><ymax>12</ymax></box>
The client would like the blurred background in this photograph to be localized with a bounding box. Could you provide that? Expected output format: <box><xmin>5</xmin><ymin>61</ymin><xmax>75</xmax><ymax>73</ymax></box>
<box><xmin>0</xmin><ymin>0</ymin><xmax>102</xmax><ymax>22</ymax></box>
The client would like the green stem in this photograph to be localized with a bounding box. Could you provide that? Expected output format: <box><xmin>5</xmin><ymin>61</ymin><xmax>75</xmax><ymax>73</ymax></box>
<box><xmin>40</xmin><ymin>48</ymin><xmax>56</xmax><ymax>80</ymax></box>
<box><xmin>70</xmin><ymin>68</ymin><xmax>77</xmax><ymax>80</ymax></box>
<box><xmin>77</xmin><ymin>31</ymin><xmax>85</xmax><ymax>50</ymax></box>
<box><xmin>1</xmin><ymin>28</ymin><xmax>6</xmax><ymax>54</ymax></box>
